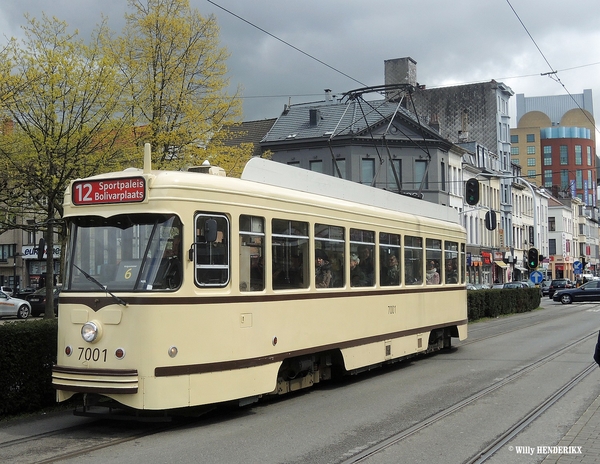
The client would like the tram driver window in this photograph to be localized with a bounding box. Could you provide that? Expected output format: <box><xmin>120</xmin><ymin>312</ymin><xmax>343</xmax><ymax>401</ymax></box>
<box><xmin>194</xmin><ymin>213</ymin><xmax>230</xmax><ymax>287</ymax></box>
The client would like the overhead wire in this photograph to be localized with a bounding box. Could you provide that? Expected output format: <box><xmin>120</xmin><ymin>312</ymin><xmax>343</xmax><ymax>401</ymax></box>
<box><xmin>505</xmin><ymin>0</ymin><xmax>599</xmax><ymax>136</ymax></box>
<box><xmin>209</xmin><ymin>0</ymin><xmax>598</xmax><ymax>135</ymax></box>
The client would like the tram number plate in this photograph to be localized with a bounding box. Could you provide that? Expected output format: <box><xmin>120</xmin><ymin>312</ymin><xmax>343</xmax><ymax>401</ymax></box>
<box><xmin>78</xmin><ymin>347</ymin><xmax>108</xmax><ymax>363</ymax></box>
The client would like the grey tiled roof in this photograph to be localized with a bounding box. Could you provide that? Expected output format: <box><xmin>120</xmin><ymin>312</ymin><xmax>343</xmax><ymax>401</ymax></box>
<box><xmin>261</xmin><ymin>99</ymin><xmax>436</xmax><ymax>143</ymax></box>
<box><xmin>223</xmin><ymin>119</ymin><xmax>277</xmax><ymax>157</ymax></box>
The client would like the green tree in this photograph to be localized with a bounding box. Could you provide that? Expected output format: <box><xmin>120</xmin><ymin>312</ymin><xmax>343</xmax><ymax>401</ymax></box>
<box><xmin>115</xmin><ymin>0</ymin><xmax>253</xmax><ymax>173</ymax></box>
<box><xmin>0</xmin><ymin>15</ymin><xmax>133</xmax><ymax>318</ymax></box>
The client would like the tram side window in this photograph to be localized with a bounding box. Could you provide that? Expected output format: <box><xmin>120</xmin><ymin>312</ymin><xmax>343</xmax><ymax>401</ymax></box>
<box><xmin>460</xmin><ymin>243</ymin><xmax>466</xmax><ymax>284</ymax></box>
<box><xmin>425</xmin><ymin>238</ymin><xmax>442</xmax><ymax>285</ymax></box>
<box><xmin>315</xmin><ymin>223</ymin><xmax>345</xmax><ymax>288</ymax></box>
<box><xmin>404</xmin><ymin>236</ymin><xmax>423</xmax><ymax>285</ymax></box>
<box><xmin>350</xmin><ymin>228</ymin><xmax>375</xmax><ymax>287</ymax></box>
<box><xmin>239</xmin><ymin>215</ymin><xmax>265</xmax><ymax>292</ymax></box>
<box><xmin>194</xmin><ymin>213</ymin><xmax>229</xmax><ymax>287</ymax></box>
<box><xmin>444</xmin><ymin>241</ymin><xmax>459</xmax><ymax>284</ymax></box>
<box><xmin>380</xmin><ymin>232</ymin><xmax>401</xmax><ymax>286</ymax></box>
<box><xmin>272</xmin><ymin>219</ymin><xmax>309</xmax><ymax>290</ymax></box>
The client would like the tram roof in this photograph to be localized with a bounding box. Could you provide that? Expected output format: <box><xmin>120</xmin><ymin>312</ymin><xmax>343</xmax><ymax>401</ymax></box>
<box><xmin>241</xmin><ymin>157</ymin><xmax>460</xmax><ymax>224</ymax></box>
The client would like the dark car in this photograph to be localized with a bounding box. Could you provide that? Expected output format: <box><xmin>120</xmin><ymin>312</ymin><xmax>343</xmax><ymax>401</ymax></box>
<box><xmin>27</xmin><ymin>287</ymin><xmax>60</xmax><ymax>317</ymax></box>
<box><xmin>553</xmin><ymin>280</ymin><xmax>600</xmax><ymax>304</ymax></box>
<box><xmin>548</xmin><ymin>279</ymin><xmax>572</xmax><ymax>299</ymax></box>
<box><xmin>503</xmin><ymin>281</ymin><xmax>529</xmax><ymax>289</ymax></box>
<box><xmin>540</xmin><ymin>280</ymin><xmax>550</xmax><ymax>296</ymax></box>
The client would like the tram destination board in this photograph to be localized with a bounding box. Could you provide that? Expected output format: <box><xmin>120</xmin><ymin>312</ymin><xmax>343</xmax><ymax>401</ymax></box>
<box><xmin>72</xmin><ymin>177</ymin><xmax>146</xmax><ymax>205</ymax></box>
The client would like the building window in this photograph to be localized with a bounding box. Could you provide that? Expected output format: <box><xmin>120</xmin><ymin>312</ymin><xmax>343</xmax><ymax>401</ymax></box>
<box><xmin>527</xmin><ymin>146</ymin><xmax>536</xmax><ymax>155</ymax></box>
<box><xmin>415</xmin><ymin>160</ymin><xmax>428</xmax><ymax>189</ymax></box>
<box><xmin>0</xmin><ymin>244</ymin><xmax>15</xmax><ymax>262</ymax></box>
<box><xmin>560</xmin><ymin>146</ymin><xmax>568</xmax><ymax>165</ymax></box>
<box><xmin>361</xmin><ymin>158</ymin><xmax>374</xmax><ymax>185</ymax></box>
<box><xmin>576</xmin><ymin>170</ymin><xmax>583</xmax><ymax>189</ymax></box>
<box><xmin>549</xmin><ymin>217</ymin><xmax>555</xmax><ymax>232</ymax></box>
<box><xmin>512</xmin><ymin>158</ymin><xmax>520</xmax><ymax>165</ymax></box>
<box><xmin>527</xmin><ymin>158</ymin><xmax>536</xmax><ymax>166</ymax></box>
<box><xmin>543</xmin><ymin>146</ymin><xmax>552</xmax><ymax>165</ymax></box>
<box><xmin>333</xmin><ymin>158</ymin><xmax>346</xmax><ymax>179</ymax></box>
<box><xmin>310</xmin><ymin>160</ymin><xmax>323</xmax><ymax>173</ymax></box>
<box><xmin>549</xmin><ymin>239</ymin><xmax>556</xmax><ymax>255</ymax></box>
<box><xmin>511</xmin><ymin>134</ymin><xmax>518</xmax><ymax>143</ymax></box>
<box><xmin>527</xmin><ymin>170</ymin><xmax>536</xmax><ymax>179</ymax></box>
<box><xmin>544</xmin><ymin>170</ymin><xmax>553</xmax><ymax>188</ymax></box>
<box><xmin>575</xmin><ymin>145</ymin><xmax>582</xmax><ymax>165</ymax></box>
<box><xmin>511</xmin><ymin>146</ymin><xmax>519</xmax><ymax>155</ymax></box>
<box><xmin>587</xmin><ymin>146</ymin><xmax>592</xmax><ymax>165</ymax></box>
<box><xmin>526</xmin><ymin>134</ymin><xmax>535</xmax><ymax>142</ymax></box>
<box><xmin>560</xmin><ymin>170</ymin><xmax>569</xmax><ymax>189</ymax></box>
<box><xmin>387</xmin><ymin>159</ymin><xmax>402</xmax><ymax>191</ymax></box>
<box><xmin>440</xmin><ymin>161</ymin><xmax>446</xmax><ymax>191</ymax></box>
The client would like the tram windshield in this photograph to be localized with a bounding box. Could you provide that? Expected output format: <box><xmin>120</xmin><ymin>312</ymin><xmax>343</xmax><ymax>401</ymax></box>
<box><xmin>65</xmin><ymin>214</ymin><xmax>182</xmax><ymax>292</ymax></box>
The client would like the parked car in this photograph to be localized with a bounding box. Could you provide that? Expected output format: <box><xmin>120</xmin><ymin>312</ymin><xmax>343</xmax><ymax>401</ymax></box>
<box><xmin>540</xmin><ymin>280</ymin><xmax>550</xmax><ymax>296</ymax></box>
<box><xmin>503</xmin><ymin>282</ymin><xmax>529</xmax><ymax>289</ymax></box>
<box><xmin>15</xmin><ymin>287</ymin><xmax>35</xmax><ymax>299</ymax></box>
<box><xmin>0</xmin><ymin>286</ymin><xmax>14</xmax><ymax>296</ymax></box>
<box><xmin>27</xmin><ymin>287</ymin><xmax>60</xmax><ymax>317</ymax></box>
<box><xmin>553</xmin><ymin>280</ymin><xmax>600</xmax><ymax>304</ymax></box>
<box><xmin>548</xmin><ymin>279</ymin><xmax>572</xmax><ymax>299</ymax></box>
<box><xmin>0</xmin><ymin>291</ymin><xmax>31</xmax><ymax>319</ymax></box>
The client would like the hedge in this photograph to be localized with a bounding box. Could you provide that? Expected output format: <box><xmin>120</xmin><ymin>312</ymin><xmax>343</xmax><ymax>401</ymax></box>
<box><xmin>0</xmin><ymin>288</ymin><xmax>539</xmax><ymax>418</ymax></box>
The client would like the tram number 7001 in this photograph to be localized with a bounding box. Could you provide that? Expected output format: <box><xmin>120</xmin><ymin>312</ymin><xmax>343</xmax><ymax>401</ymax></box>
<box><xmin>78</xmin><ymin>347</ymin><xmax>108</xmax><ymax>363</ymax></box>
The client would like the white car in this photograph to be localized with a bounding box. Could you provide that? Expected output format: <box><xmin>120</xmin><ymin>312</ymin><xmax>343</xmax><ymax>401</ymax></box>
<box><xmin>0</xmin><ymin>291</ymin><xmax>31</xmax><ymax>319</ymax></box>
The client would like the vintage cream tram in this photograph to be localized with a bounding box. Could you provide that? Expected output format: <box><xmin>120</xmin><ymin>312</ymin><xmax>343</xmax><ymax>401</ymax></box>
<box><xmin>52</xmin><ymin>144</ymin><xmax>467</xmax><ymax>413</ymax></box>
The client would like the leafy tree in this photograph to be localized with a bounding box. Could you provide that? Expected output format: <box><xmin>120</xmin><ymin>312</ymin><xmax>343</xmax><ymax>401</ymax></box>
<box><xmin>0</xmin><ymin>15</ymin><xmax>133</xmax><ymax>317</ymax></box>
<box><xmin>114</xmin><ymin>0</ymin><xmax>253</xmax><ymax>174</ymax></box>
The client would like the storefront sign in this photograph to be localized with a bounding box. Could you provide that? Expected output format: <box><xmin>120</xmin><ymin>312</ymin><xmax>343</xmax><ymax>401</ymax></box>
<box><xmin>21</xmin><ymin>245</ymin><xmax>61</xmax><ymax>259</ymax></box>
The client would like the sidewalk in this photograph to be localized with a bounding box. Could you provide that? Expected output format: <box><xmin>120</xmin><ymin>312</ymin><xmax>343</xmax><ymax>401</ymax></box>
<box><xmin>542</xmin><ymin>392</ymin><xmax>600</xmax><ymax>463</ymax></box>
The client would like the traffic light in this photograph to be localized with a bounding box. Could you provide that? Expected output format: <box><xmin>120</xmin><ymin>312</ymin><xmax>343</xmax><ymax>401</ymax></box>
<box><xmin>527</xmin><ymin>247</ymin><xmax>539</xmax><ymax>270</ymax></box>
<box><xmin>485</xmin><ymin>210</ymin><xmax>497</xmax><ymax>231</ymax></box>
<box><xmin>465</xmin><ymin>178</ymin><xmax>480</xmax><ymax>205</ymax></box>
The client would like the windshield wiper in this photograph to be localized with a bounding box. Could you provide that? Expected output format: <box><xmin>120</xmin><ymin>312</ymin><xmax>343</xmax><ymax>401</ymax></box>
<box><xmin>73</xmin><ymin>264</ymin><xmax>128</xmax><ymax>307</ymax></box>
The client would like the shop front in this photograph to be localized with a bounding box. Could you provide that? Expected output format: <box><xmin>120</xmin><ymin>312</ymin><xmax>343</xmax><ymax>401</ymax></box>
<box><xmin>20</xmin><ymin>244</ymin><xmax>61</xmax><ymax>290</ymax></box>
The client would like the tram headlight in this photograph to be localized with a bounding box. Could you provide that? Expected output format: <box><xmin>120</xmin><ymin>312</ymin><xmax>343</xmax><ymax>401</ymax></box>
<box><xmin>81</xmin><ymin>321</ymin><xmax>101</xmax><ymax>343</ymax></box>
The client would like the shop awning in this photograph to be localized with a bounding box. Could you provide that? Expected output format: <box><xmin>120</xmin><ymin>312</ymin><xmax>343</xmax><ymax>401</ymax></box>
<box><xmin>494</xmin><ymin>260</ymin><xmax>507</xmax><ymax>268</ymax></box>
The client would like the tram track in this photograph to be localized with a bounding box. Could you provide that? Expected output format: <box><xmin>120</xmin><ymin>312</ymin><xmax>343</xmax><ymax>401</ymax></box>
<box><xmin>461</xmin><ymin>302</ymin><xmax>590</xmax><ymax>346</ymax></box>
<box><xmin>338</xmin><ymin>331</ymin><xmax>597</xmax><ymax>464</ymax></box>
<box><xmin>0</xmin><ymin>418</ymin><xmax>194</xmax><ymax>464</ymax></box>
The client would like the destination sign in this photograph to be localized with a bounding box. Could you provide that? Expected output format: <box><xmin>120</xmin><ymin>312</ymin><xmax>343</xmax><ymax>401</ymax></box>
<box><xmin>72</xmin><ymin>177</ymin><xmax>146</xmax><ymax>205</ymax></box>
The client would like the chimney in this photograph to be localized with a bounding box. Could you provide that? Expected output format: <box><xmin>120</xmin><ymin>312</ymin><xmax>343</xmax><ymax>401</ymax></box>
<box><xmin>384</xmin><ymin>57</ymin><xmax>417</xmax><ymax>101</ymax></box>
<box><xmin>325</xmin><ymin>89</ymin><xmax>333</xmax><ymax>103</ymax></box>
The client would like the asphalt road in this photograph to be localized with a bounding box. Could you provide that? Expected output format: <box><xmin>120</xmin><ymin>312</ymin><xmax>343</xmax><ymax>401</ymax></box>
<box><xmin>1</xmin><ymin>297</ymin><xmax>599</xmax><ymax>464</ymax></box>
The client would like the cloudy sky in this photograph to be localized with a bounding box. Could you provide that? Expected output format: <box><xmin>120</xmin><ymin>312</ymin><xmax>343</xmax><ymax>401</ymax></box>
<box><xmin>1</xmin><ymin>0</ymin><xmax>599</xmax><ymax>132</ymax></box>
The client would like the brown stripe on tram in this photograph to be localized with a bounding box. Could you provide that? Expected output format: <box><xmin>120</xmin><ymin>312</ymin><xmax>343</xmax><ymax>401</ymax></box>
<box><xmin>154</xmin><ymin>319</ymin><xmax>468</xmax><ymax>377</ymax></box>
